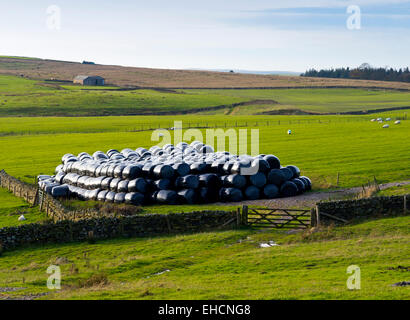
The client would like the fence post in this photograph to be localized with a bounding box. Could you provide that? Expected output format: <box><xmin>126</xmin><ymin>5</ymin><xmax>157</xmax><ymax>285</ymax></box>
<box><xmin>236</xmin><ymin>208</ymin><xmax>241</xmax><ymax>227</ymax></box>
<box><xmin>315</xmin><ymin>205</ymin><xmax>321</xmax><ymax>226</ymax></box>
<box><xmin>242</xmin><ymin>205</ymin><xmax>248</xmax><ymax>226</ymax></box>
<box><xmin>310</xmin><ymin>208</ymin><xmax>316</xmax><ymax>227</ymax></box>
<box><xmin>404</xmin><ymin>195</ymin><xmax>407</xmax><ymax>214</ymax></box>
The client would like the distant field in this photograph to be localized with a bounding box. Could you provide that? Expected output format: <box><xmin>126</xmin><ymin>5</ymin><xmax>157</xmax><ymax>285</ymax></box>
<box><xmin>2</xmin><ymin>56</ymin><xmax>410</xmax><ymax>89</ymax></box>
<box><xmin>0</xmin><ymin>115</ymin><xmax>408</xmax><ymax>189</ymax></box>
<box><xmin>0</xmin><ymin>215</ymin><xmax>408</xmax><ymax>300</ymax></box>
<box><xmin>1</xmin><ymin>75</ymin><xmax>410</xmax><ymax>116</ymax></box>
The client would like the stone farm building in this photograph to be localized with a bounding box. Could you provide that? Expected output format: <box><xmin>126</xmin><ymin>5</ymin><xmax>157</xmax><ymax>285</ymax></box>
<box><xmin>73</xmin><ymin>75</ymin><xmax>105</xmax><ymax>86</ymax></box>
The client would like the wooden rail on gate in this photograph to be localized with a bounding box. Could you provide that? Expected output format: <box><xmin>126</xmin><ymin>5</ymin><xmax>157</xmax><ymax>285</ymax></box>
<box><xmin>242</xmin><ymin>205</ymin><xmax>311</xmax><ymax>229</ymax></box>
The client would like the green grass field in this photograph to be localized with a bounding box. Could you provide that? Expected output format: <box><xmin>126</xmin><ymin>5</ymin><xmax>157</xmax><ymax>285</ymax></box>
<box><xmin>0</xmin><ymin>215</ymin><xmax>408</xmax><ymax>300</ymax></box>
<box><xmin>0</xmin><ymin>115</ymin><xmax>408</xmax><ymax>189</ymax></box>
<box><xmin>1</xmin><ymin>75</ymin><xmax>410</xmax><ymax>116</ymax></box>
<box><xmin>0</xmin><ymin>73</ymin><xmax>409</xmax><ymax>300</ymax></box>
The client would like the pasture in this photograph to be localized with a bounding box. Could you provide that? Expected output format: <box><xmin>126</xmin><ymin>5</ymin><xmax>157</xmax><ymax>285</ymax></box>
<box><xmin>1</xmin><ymin>75</ymin><xmax>410</xmax><ymax>116</ymax></box>
<box><xmin>0</xmin><ymin>114</ymin><xmax>408</xmax><ymax>189</ymax></box>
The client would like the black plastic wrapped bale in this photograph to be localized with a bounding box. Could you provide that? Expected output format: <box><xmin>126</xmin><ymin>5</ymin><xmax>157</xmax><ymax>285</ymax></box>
<box><xmin>155</xmin><ymin>179</ymin><xmax>172</xmax><ymax>190</ymax></box>
<box><xmin>231</xmin><ymin>159</ymin><xmax>251</xmax><ymax>174</ymax></box>
<box><xmin>280</xmin><ymin>181</ymin><xmax>298</xmax><ymax>197</ymax></box>
<box><xmin>225</xmin><ymin>174</ymin><xmax>247</xmax><ymax>189</ymax></box>
<box><xmin>76</xmin><ymin>188</ymin><xmax>87</xmax><ymax>201</ymax></box>
<box><xmin>244</xmin><ymin>185</ymin><xmax>260</xmax><ymax>200</ymax></box>
<box><xmin>267</xmin><ymin>169</ymin><xmax>285</xmax><ymax>186</ymax></box>
<box><xmin>211</xmin><ymin>161</ymin><xmax>225</xmax><ymax>174</ymax></box>
<box><xmin>109</xmin><ymin>178</ymin><xmax>122</xmax><ymax>192</ymax></box>
<box><xmin>117</xmin><ymin>180</ymin><xmax>129</xmax><ymax>193</ymax></box>
<box><xmin>100</xmin><ymin>165</ymin><xmax>110</xmax><ymax>177</ymax></box>
<box><xmin>128</xmin><ymin>178</ymin><xmax>148</xmax><ymax>193</ymax></box>
<box><xmin>114</xmin><ymin>193</ymin><xmax>126</xmax><ymax>204</ymax></box>
<box><xmin>55</xmin><ymin>172</ymin><xmax>66</xmax><ymax>184</ymax></box>
<box><xmin>145</xmin><ymin>191</ymin><xmax>159</xmax><ymax>204</ymax></box>
<box><xmin>156</xmin><ymin>190</ymin><xmax>178</xmax><ymax>205</ymax></box>
<box><xmin>175</xmin><ymin>175</ymin><xmax>199</xmax><ymax>189</ymax></box>
<box><xmin>142</xmin><ymin>163</ymin><xmax>156</xmax><ymax>178</ymax></box>
<box><xmin>199</xmin><ymin>187</ymin><xmax>219</xmax><ymax>203</ymax></box>
<box><xmin>77</xmin><ymin>176</ymin><xmax>89</xmax><ymax>188</ymax></box>
<box><xmin>263</xmin><ymin>155</ymin><xmax>281</xmax><ymax>169</ymax></box>
<box><xmin>113</xmin><ymin>165</ymin><xmax>126</xmax><ymax>178</ymax></box>
<box><xmin>153</xmin><ymin>164</ymin><xmax>175</xmax><ymax>179</ymax></box>
<box><xmin>299</xmin><ymin>176</ymin><xmax>312</xmax><ymax>191</ymax></box>
<box><xmin>172</xmin><ymin>162</ymin><xmax>190</xmax><ymax>177</ymax></box>
<box><xmin>280</xmin><ymin>167</ymin><xmax>294</xmax><ymax>181</ymax></box>
<box><xmin>250</xmin><ymin>158</ymin><xmax>270</xmax><ymax>174</ymax></box>
<box><xmin>107</xmin><ymin>164</ymin><xmax>117</xmax><ymax>177</ymax></box>
<box><xmin>177</xmin><ymin>189</ymin><xmax>197</xmax><ymax>204</ymax></box>
<box><xmin>219</xmin><ymin>188</ymin><xmax>243</xmax><ymax>202</ymax></box>
<box><xmin>125</xmin><ymin>192</ymin><xmax>145</xmax><ymax>205</ymax></box>
<box><xmin>222</xmin><ymin>162</ymin><xmax>235</xmax><ymax>175</ymax></box>
<box><xmin>122</xmin><ymin>165</ymin><xmax>142</xmax><ymax>180</ymax></box>
<box><xmin>88</xmin><ymin>189</ymin><xmax>101</xmax><ymax>201</ymax></box>
<box><xmin>105</xmin><ymin>191</ymin><xmax>116</xmax><ymax>203</ymax></box>
<box><xmin>101</xmin><ymin>177</ymin><xmax>113</xmax><ymax>190</ymax></box>
<box><xmin>51</xmin><ymin>185</ymin><xmax>69</xmax><ymax>198</ymax></box>
<box><xmin>286</xmin><ymin>165</ymin><xmax>301</xmax><ymax>179</ymax></box>
<box><xmin>263</xmin><ymin>184</ymin><xmax>279</xmax><ymax>199</ymax></box>
<box><xmin>190</xmin><ymin>162</ymin><xmax>207</xmax><ymax>174</ymax></box>
<box><xmin>94</xmin><ymin>165</ymin><xmax>104</xmax><ymax>177</ymax></box>
<box><xmin>198</xmin><ymin>173</ymin><xmax>220</xmax><ymax>188</ymax></box>
<box><xmin>249</xmin><ymin>172</ymin><xmax>267</xmax><ymax>188</ymax></box>
<box><xmin>92</xmin><ymin>176</ymin><xmax>105</xmax><ymax>189</ymax></box>
<box><xmin>97</xmin><ymin>190</ymin><xmax>109</xmax><ymax>202</ymax></box>
<box><xmin>292</xmin><ymin>178</ymin><xmax>305</xmax><ymax>194</ymax></box>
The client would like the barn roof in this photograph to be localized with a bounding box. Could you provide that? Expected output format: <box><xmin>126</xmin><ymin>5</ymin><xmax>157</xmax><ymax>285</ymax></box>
<box><xmin>74</xmin><ymin>75</ymin><xmax>104</xmax><ymax>81</ymax></box>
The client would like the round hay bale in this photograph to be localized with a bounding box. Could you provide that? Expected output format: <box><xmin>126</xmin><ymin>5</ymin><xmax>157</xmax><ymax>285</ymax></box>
<box><xmin>263</xmin><ymin>184</ymin><xmax>279</xmax><ymax>199</ymax></box>
<box><xmin>280</xmin><ymin>181</ymin><xmax>298</xmax><ymax>197</ymax></box>
<box><xmin>249</xmin><ymin>172</ymin><xmax>267</xmax><ymax>188</ymax></box>
<box><xmin>128</xmin><ymin>178</ymin><xmax>148</xmax><ymax>194</ymax></box>
<box><xmin>156</xmin><ymin>190</ymin><xmax>178</xmax><ymax>204</ymax></box>
<box><xmin>125</xmin><ymin>192</ymin><xmax>145</xmax><ymax>205</ymax></box>
<box><xmin>244</xmin><ymin>185</ymin><xmax>260</xmax><ymax>200</ymax></box>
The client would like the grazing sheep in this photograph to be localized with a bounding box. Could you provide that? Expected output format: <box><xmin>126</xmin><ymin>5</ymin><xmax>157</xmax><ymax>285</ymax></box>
<box><xmin>287</xmin><ymin>130</ymin><xmax>292</xmax><ymax>135</ymax></box>
<box><xmin>395</xmin><ymin>120</ymin><xmax>401</xmax><ymax>125</ymax></box>
<box><xmin>383</xmin><ymin>124</ymin><xmax>389</xmax><ymax>128</ymax></box>
<box><xmin>18</xmin><ymin>215</ymin><xmax>26</xmax><ymax>221</ymax></box>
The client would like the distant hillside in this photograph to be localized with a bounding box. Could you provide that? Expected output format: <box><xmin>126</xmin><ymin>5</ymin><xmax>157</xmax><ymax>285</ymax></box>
<box><xmin>1</xmin><ymin>56</ymin><xmax>410</xmax><ymax>89</ymax></box>
<box><xmin>190</xmin><ymin>68</ymin><xmax>302</xmax><ymax>76</ymax></box>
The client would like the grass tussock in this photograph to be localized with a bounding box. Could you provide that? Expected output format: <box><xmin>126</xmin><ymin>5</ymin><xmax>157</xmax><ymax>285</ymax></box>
<box><xmin>77</xmin><ymin>273</ymin><xmax>109</xmax><ymax>288</ymax></box>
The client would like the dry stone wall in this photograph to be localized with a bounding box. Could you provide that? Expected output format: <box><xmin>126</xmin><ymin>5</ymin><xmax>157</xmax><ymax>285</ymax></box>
<box><xmin>316</xmin><ymin>195</ymin><xmax>409</xmax><ymax>225</ymax></box>
<box><xmin>0</xmin><ymin>211</ymin><xmax>239</xmax><ymax>251</ymax></box>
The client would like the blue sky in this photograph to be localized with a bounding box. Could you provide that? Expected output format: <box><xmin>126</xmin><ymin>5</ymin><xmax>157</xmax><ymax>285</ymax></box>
<box><xmin>0</xmin><ymin>0</ymin><xmax>409</xmax><ymax>72</ymax></box>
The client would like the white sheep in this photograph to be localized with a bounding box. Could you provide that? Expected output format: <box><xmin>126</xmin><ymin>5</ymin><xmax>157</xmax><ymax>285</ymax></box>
<box><xmin>382</xmin><ymin>124</ymin><xmax>389</xmax><ymax>128</ymax></box>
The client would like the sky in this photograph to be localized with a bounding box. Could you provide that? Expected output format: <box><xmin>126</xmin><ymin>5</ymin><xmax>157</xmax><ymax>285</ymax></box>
<box><xmin>0</xmin><ymin>0</ymin><xmax>409</xmax><ymax>72</ymax></box>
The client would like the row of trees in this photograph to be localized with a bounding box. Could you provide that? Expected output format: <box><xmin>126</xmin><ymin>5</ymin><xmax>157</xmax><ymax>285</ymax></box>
<box><xmin>301</xmin><ymin>64</ymin><xmax>410</xmax><ymax>83</ymax></box>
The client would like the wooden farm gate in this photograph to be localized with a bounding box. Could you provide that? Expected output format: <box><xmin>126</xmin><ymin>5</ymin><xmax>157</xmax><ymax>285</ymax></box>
<box><xmin>242</xmin><ymin>205</ymin><xmax>312</xmax><ymax>229</ymax></box>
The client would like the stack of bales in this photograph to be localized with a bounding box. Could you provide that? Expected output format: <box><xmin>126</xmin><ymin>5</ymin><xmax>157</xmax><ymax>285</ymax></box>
<box><xmin>38</xmin><ymin>142</ymin><xmax>312</xmax><ymax>205</ymax></box>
